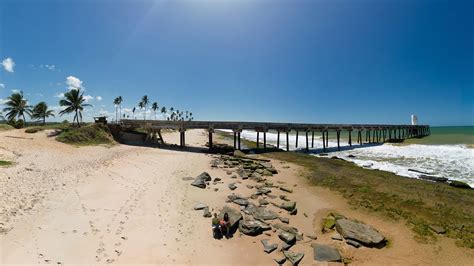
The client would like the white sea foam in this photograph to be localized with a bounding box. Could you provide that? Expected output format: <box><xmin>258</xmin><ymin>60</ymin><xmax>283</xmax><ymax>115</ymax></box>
<box><xmin>224</xmin><ymin>130</ymin><xmax>474</xmax><ymax>186</ymax></box>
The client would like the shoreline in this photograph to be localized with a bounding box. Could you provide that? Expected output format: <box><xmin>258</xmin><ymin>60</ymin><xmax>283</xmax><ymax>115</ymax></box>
<box><xmin>0</xmin><ymin>128</ymin><xmax>473</xmax><ymax>264</ymax></box>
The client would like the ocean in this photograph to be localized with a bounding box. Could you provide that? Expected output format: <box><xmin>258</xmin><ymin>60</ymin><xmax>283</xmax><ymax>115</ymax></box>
<box><xmin>227</xmin><ymin>126</ymin><xmax>474</xmax><ymax>186</ymax></box>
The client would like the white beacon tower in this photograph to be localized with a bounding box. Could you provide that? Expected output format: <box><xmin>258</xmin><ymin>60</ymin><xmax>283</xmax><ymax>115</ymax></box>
<box><xmin>411</xmin><ymin>115</ymin><xmax>418</xmax><ymax>125</ymax></box>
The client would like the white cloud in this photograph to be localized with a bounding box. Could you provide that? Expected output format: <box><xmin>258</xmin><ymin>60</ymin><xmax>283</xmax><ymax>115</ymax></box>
<box><xmin>0</xmin><ymin>83</ymin><xmax>4</xmax><ymax>89</ymax></box>
<box><xmin>1</xmin><ymin>58</ymin><xmax>15</xmax><ymax>72</ymax></box>
<box><xmin>66</xmin><ymin>76</ymin><xmax>83</xmax><ymax>90</ymax></box>
<box><xmin>96</xmin><ymin>96</ymin><xmax>102</xmax><ymax>101</ymax></box>
<box><xmin>0</xmin><ymin>98</ymin><xmax>7</xmax><ymax>104</ymax></box>
<box><xmin>83</xmin><ymin>95</ymin><xmax>94</xmax><ymax>102</ymax></box>
<box><xmin>54</xmin><ymin>92</ymin><xmax>65</xmax><ymax>98</ymax></box>
<box><xmin>11</xmin><ymin>89</ymin><xmax>20</xmax><ymax>93</ymax></box>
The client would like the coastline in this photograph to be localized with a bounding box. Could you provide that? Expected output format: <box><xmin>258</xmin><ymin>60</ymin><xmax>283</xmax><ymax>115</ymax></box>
<box><xmin>0</xmin><ymin>128</ymin><xmax>473</xmax><ymax>265</ymax></box>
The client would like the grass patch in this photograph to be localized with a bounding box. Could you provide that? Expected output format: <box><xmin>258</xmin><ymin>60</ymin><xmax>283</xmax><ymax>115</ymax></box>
<box><xmin>264</xmin><ymin>152</ymin><xmax>474</xmax><ymax>248</ymax></box>
<box><xmin>0</xmin><ymin>124</ymin><xmax>14</xmax><ymax>131</ymax></box>
<box><xmin>0</xmin><ymin>160</ymin><xmax>13</xmax><ymax>167</ymax></box>
<box><xmin>56</xmin><ymin>123</ymin><xmax>115</xmax><ymax>146</ymax></box>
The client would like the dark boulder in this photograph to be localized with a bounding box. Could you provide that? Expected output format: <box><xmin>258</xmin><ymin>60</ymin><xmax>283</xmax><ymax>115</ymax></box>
<box><xmin>191</xmin><ymin>172</ymin><xmax>212</xmax><ymax>189</ymax></box>
<box><xmin>283</xmin><ymin>250</ymin><xmax>304</xmax><ymax>265</ymax></box>
<box><xmin>312</xmin><ymin>244</ymin><xmax>341</xmax><ymax>262</ymax></box>
<box><xmin>219</xmin><ymin>206</ymin><xmax>242</xmax><ymax>229</ymax></box>
<box><xmin>419</xmin><ymin>175</ymin><xmax>448</xmax><ymax>183</ymax></box>
<box><xmin>261</xmin><ymin>239</ymin><xmax>278</xmax><ymax>253</ymax></box>
<box><xmin>449</xmin><ymin>180</ymin><xmax>471</xmax><ymax>189</ymax></box>
<box><xmin>239</xmin><ymin>219</ymin><xmax>271</xmax><ymax>236</ymax></box>
<box><xmin>335</xmin><ymin>218</ymin><xmax>385</xmax><ymax>247</ymax></box>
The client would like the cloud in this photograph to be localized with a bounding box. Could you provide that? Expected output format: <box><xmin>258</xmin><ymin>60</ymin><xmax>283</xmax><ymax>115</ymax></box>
<box><xmin>96</xmin><ymin>96</ymin><xmax>102</xmax><ymax>101</ymax></box>
<box><xmin>66</xmin><ymin>76</ymin><xmax>83</xmax><ymax>90</ymax></box>
<box><xmin>0</xmin><ymin>98</ymin><xmax>7</xmax><ymax>104</ymax></box>
<box><xmin>1</xmin><ymin>58</ymin><xmax>15</xmax><ymax>72</ymax></box>
<box><xmin>11</xmin><ymin>89</ymin><xmax>20</xmax><ymax>93</ymax></box>
<box><xmin>0</xmin><ymin>83</ymin><xmax>4</xmax><ymax>89</ymax></box>
<box><xmin>83</xmin><ymin>95</ymin><xmax>94</xmax><ymax>102</ymax></box>
<box><xmin>54</xmin><ymin>92</ymin><xmax>65</xmax><ymax>98</ymax></box>
<box><xmin>40</xmin><ymin>64</ymin><xmax>58</xmax><ymax>71</ymax></box>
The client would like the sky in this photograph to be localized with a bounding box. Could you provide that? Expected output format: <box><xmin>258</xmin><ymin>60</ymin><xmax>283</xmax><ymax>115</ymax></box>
<box><xmin>0</xmin><ymin>0</ymin><xmax>473</xmax><ymax>126</ymax></box>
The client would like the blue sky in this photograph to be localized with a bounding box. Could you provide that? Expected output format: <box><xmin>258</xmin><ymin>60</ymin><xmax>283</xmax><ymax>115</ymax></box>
<box><xmin>0</xmin><ymin>0</ymin><xmax>473</xmax><ymax>126</ymax></box>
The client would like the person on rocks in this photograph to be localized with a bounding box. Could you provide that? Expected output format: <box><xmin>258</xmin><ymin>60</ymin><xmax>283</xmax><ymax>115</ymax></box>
<box><xmin>212</xmin><ymin>213</ymin><xmax>221</xmax><ymax>239</ymax></box>
<box><xmin>220</xmin><ymin>212</ymin><xmax>231</xmax><ymax>238</ymax></box>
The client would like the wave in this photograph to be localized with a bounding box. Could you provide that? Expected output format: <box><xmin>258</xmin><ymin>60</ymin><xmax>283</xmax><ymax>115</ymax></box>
<box><xmin>223</xmin><ymin>130</ymin><xmax>474</xmax><ymax>187</ymax></box>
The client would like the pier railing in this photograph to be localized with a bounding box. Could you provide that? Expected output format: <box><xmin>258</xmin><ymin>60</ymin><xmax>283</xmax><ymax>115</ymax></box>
<box><xmin>120</xmin><ymin>119</ymin><xmax>430</xmax><ymax>151</ymax></box>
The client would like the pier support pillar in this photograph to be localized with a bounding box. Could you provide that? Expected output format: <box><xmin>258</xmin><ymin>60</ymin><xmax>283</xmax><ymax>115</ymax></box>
<box><xmin>296</xmin><ymin>131</ymin><xmax>299</xmax><ymax>148</ymax></box>
<box><xmin>336</xmin><ymin>130</ymin><xmax>341</xmax><ymax>150</ymax></box>
<box><xmin>277</xmin><ymin>131</ymin><xmax>280</xmax><ymax>149</ymax></box>
<box><xmin>305</xmin><ymin>131</ymin><xmax>309</xmax><ymax>152</ymax></box>
<box><xmin>325</xmin><ymin>131</ymin><xmax>329</xmax><ymax>147</ymax></box>
<box><xmin>238</xmin><ymin>131</ymin><xmax>241</xmax><ymax>150</ymax></box>
<box><xmin>263</xmin><ymin>131</ymin><xmax>267</xmax><ymax>150</ymax></box>
<box><xmin>233</xmin><ymin>131</ymin><xmax>237</xmax><ymax>149</ymax></box>
<box><xmin>286</xmin><ymin>131</ymin><xmax>290</xmax><ymax>152</ymax></box>
<box><xmin>256</xmin><ymin>131</ymin><xmax>260</xmax><ymax>149</ymax></box>
<box><xmin>311</xmin><ymin>131</ymin><xmax>314</xmax><ymax>148</ymax></box>
<box><xmin>358</xmin><ymin>130</ymin><xmax>362</xmax><ymax>145</ymax></box>
<box><xmin>208</xmin><ymin>129</ymin><xmax>213</xmax><ymax>149</ymax></box>
<box><xmin>348</xmin><ymin>130</ymin><xmax>352</xmax><ymax>146</ymax></box>
<box><xmin>322</xmin><ymin>131</ymin><xmax>326</xmax><ymax>152</ymax></box>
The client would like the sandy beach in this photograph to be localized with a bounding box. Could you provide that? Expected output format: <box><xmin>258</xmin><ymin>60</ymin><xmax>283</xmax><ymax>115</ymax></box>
<box><xmin>1</xmin><ymin>129</ymin><xmax>473</xmax><ymax>265</ymax></box>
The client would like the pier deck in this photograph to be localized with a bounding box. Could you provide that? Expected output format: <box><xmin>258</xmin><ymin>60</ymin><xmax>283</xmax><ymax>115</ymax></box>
<box><xmin>120</xmin><ymin>119</ymin><xmax>430</xmax><ymax>151</ymax></box>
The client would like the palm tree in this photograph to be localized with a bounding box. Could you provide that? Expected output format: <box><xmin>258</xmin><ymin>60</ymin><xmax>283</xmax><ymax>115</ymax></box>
<box><xmin>58</xmin><ymin>89</ymin><xmax>92</xmax><ymax>127</ymax></box>
<box><xmin>132</xmin><ymin>107</ymin><xmax>136</xmax><ymax>119</ymax></box>
<box><xmin>151</xmin><ymin>102</ymin><xmax>158</xmax><ymax>120</ymax></box>
<box><xmin>32</xmin><ymin>102</ymin><xmax>55</xmax><ymax>125</ymax></box>
<box><xmin>160</xmin><ymin>107</ymin><xmax>167</xmax><ymax>119</ymax></box>
<box><xmin>2</xmin><ymin>91</ymin><xmax>32</xmax><ymax>124</ymax></box>
<box><xmin>140</xmin><ymin>95</ymin><xmax>149</xmax><ymax>120</ymax></box>
<box><xmin>113</xmin><ymin>96</ymin><xmax>123</xmax><ymax>122</ymax></box>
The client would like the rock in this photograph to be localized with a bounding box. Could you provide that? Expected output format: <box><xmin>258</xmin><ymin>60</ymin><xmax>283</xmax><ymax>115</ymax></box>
<box><xmin>233</xmin><ymin>198</ymin><xmax>249</xmax><ymax>206</ymax></box>
<box><xmin>182</xmin><ymin>176</ymin><xmax>194</xmax><ymax>181</ymax></box>
<box><xmin>259</xmin><ymin>199</ymin><xmax>269</xmax><ymax>206</ymax></box>
<box><xmin>262</xmin><ymin>169</ymin><xmax>273</xmax><ymax>176</ymax></box>
<box><xmin>335</xmin><ymin>218</ymin><xmax>385</xmax><ymax>247</ymax></box>
<box><xmin>346</xmin><ymin>239</ymin><xmax>361</xmax><ymax>248</ymax></box>
<box><xmin>219</xmin><ymin>206</ymin><xmax>243</xmax><ymax>229</ymax></box>
<box><xmin>280</xmin><ymin>202</ymin><xmax>296</xmax><ymax>211</ymax></box>
<box><xmin>228</xmin><ymin>183</ymin><xmax>237</xmax><ymax>190</ymax></box>
<box><xmin>234</xmin><ymin>150</ymin><xmax>246</xmax><ymax>157</ymax></box>
<box><xmin>214</xmin><ymin>177</ymin><xmax>222</xmax><ymax>182</ymax></box>
<box><xmin>261</xmin><ymin>239</ymin><xmax>278</xmax><ymax>253</ymax></box>
<box><xmin>274</xmin><ymin>256</ymin><xmax>286</xmax><ymax>264</ymax></box>
<box><xmin>408</xmin><ymin>168</ymin><xmax>433</xmax><ymax>175</ymax></box>
<box><xmin>203</xmin><ymin>207</ymin><xmax>212</xmax><ymax>218</ymax></box>
<box><xmin>261</xmin><ymin>162</ymin><xmax>273</xmax><ymax>168</ymax></box>
<box><xmin>307</xmin><ymin>234</ymin><xmax>317</xmax><ymax>240</ymax></box>
<box><xmin>283</xmin><ymin>250</ymin><xmax>304</xmax><ymax>265</ymax></box>
<box><xmin>247</xmin><ymin>185</ymin><xmax>254</xmax><ymax>189</ymax></box>
<box><xmin>429</xmin><ymin>225</ymin><xmax>446</xmax><ymax>234</ymax></box>
<box><xmin>253</xmin><ymin>207</ymin><xmax>279</xmax><ymax>221</ymax></box>
<box><xmin>231</xmin><ymin>175</ymin><xmax>237</xmax><ymax>179</ymax></box>
<box><xmin>279</xmin><ymin>195</ymin><xmax>290</xmax><ymax>201</ymax></box>
<box><xmin>347</xmin><ymin>154</ymin><xmax>356</xmax><ymax>158</ymax></box>
<box><xmin>419</xmin><ymin>175</ymin><xmax>448</xmax><ymax>183</ymax></box>
<box><xmin>268</xmin><ymin>167</ymin><xmax>278</xmax><ymax>174</ymax></box>
<box><xmin>449</xmin><ymin>180</ymin><xmax>471</xmax><ymax>189</ymax></box>
<box><xmin>193</xmin><ymin>203</ymin><xmax>208</xmax><ymax>210</ymax></box>
<box><xmin>280</xmin><ymin>242</ymin><xmax>293</xmax><ymax>251</ymax></box>
<box><xmin>279</xmin><ymin>216</ymin><xmax>289</xmax><ymax>224</ymax></box>
<box><xmin>256</xmin><ymin>187</ymin><xmax>272</xmax><ymax>195</ymax></box>
<box><xmin>226</xmin><ymin>171</ymin><xmax>232</xmax><ymax>175</ymax></box>
<box><xmin>280</xmin><ymin>186</ymin><xmax>293</xmax><ymax>193</ymax></box>
<box><xmin>239</xmin><ymin>219</ymin><xmax>271</xmax><ymax>236</ymax></box>
<box><xmin>312</xmin><ymin>244</ymin><xmax>341</xmax><ymax>262</ymax></box>
<box><xmin>242</xmin><ymin>202</ymin><xmax>258</xmax><ymax>215</ymax></box>
<box><xmin>191</xmin><ymin>172</ymin><xmax>212</xmax><ymax>189</ymax></box>
<box><xmin>278</xmin><ymin>231</ymin><xmax>296</xmax><ymax>244</ymax></box>
<box><xmin>331</xmin><ymin>233</ymin><xmax>343</xmax><ymax>241</ymax></box>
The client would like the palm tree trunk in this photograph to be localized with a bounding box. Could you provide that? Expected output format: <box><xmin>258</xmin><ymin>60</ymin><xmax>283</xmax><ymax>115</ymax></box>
<box><xmin>43</xmin><ymin>117</ymin><xmax>46</xmax><ymax>126</ymax></box>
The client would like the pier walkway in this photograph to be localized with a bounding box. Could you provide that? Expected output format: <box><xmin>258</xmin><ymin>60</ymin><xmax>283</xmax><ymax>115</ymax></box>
<box><xmin>119</xmin><ymin>120</ymin><xmax>430</xmax><ymax>152</ymax></box>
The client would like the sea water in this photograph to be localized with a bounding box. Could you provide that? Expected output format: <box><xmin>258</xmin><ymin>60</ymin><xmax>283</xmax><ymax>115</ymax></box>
<box><xmin>227</xmin><ymin>126</ymin><xmax>474</xmax><ymax>186</ymax></box>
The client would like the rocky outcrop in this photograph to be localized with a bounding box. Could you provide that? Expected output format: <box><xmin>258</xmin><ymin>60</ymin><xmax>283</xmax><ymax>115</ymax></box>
<box><xmin>279</xmin><ymin>231</ymin><xmax>296</xmax><ymax>244</ymax></box>
<box><xmin>419</xmin><ymin>175</ymin><xmax>448</xmax><ymax>183</ymax></box>
<box><xmin>239</xmin><ymin>218</ymin><xmax>270</xmax><ymax>236</ymax></box>
<box><xmin>280</xmin><ymin>201</ymin><xmax>296</xmax><ymax>211</ymax></box>
<box><xmin>261</xmin><ymin>239</ymin><xmax>278</xmax><ymax>253</ymax></box>
<box><xmin>449</xmin><ymin>180</ymin><xmax>471</xmax><ymax>189</ymax></box>
<box><xmin>219</xmin><ymin>206</ymin><xmax>242</xmax><ymax>229</ymax></box>
<box><xmin>283</xmin><ymin>250</ymin><xmax>304</xmax><ymax>265</ymax></box>
<box><xmin>191</xmin><ymin>172</ymin><xmax>212</xmax><ymax>189</ymax></box>
<box><xmin>252</xmin><ymin>207</ymin><xmax>279</xmax><ymax>221</ymax></box>
<box><xmin>335</xmin><ymin>218</ymin><xmax>385</xmax><ymax>247</ymax></box>
<box><xmin>312</xmin><ymin>244</ymin><xmax>341</xmax><ymax>262</ymax></box>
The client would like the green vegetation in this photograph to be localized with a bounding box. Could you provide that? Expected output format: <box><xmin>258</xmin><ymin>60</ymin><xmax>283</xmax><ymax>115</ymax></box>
<box><xmin>0</xmin><ymin>160</ymin><xmax>13</xmax><ymax>167</ymax></box>
<box><xmin>56</xmin><ymin>123</ymin><xmax>115</xmax><ymax>146</ymax></box>
<box><xmin>59</xmin><ymin>89</ymin><xmax>91</xmax><ymax>127</ymax></box>
<box><xmin>264</xmin><ymin>152</ymin><xmax>474</xmax><ymax>248</ymax></box>
<box><xmin>2</xmin><ymin>91</ymin><xmax>32</xmax><ymax>127</ymax></box>
<box><xmin>31</xmin><ymin>101</ymin><xmax>55</xmax><ymax>125</ymax></box>
<box><xmin>0</xmin><ymin>124</ymin><xmax>15</xmax><ymax>131</ymax></box>
<box><xmin>24</xmin><ymin>122</ymin><xmax>70</xmax><ymax>134</ymax></box>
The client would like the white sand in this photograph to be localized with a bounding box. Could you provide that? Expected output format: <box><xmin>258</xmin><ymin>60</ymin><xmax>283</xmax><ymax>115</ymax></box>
<box><xmin>0</xmin><ymin>129</ymin><xmax>472</xmax><ymax>265</ymax></box>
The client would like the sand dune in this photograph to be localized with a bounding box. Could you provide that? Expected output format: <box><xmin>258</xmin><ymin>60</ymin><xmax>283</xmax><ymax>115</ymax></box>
<box><xmin>0</xmin><ymin>129</ymin><xmax>472</xmax><ymax>265</ymax></box>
